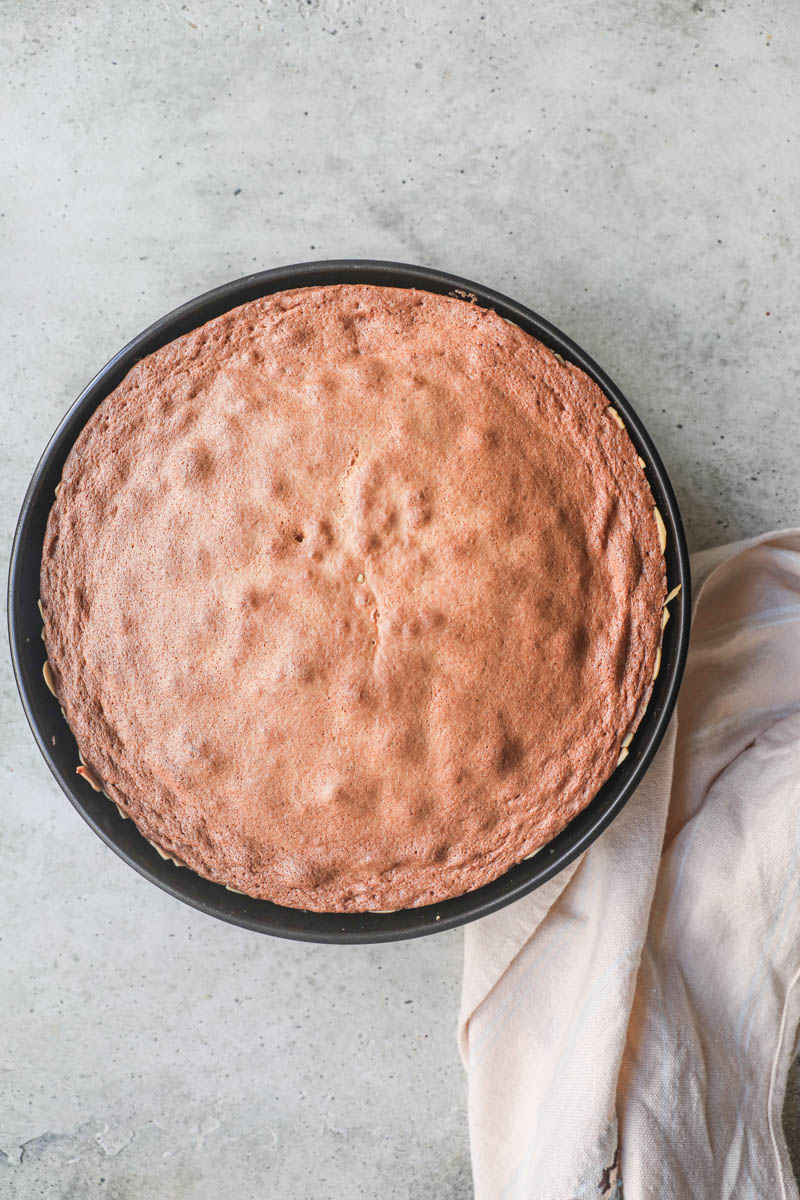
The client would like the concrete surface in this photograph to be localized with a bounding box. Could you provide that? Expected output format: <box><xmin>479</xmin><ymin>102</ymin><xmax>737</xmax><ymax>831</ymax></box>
<box><xmin>2</xmin><ymin>1</ymin><xmax>799</xmax><ymax>1196</ymax></box>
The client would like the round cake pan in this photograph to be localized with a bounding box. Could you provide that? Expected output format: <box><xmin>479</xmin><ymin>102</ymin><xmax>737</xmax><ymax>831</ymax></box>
<box><xmin>8</xmin><ymin>260</ymin><xmax>691</xmax><ymax>944</ymax></box>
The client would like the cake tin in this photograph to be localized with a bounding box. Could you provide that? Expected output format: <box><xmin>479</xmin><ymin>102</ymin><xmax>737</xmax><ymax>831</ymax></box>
<box><xmin>8</xmin><ymin>260</ymin><xmax>690</xmax><ymax>944</ymax></box>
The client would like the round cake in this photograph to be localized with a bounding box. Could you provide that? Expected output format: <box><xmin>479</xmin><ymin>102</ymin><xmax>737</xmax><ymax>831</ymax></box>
<box><xmin>40</xmin><ymin>284</ymin><xmax>667</xmax><ymax>912</ymax></box>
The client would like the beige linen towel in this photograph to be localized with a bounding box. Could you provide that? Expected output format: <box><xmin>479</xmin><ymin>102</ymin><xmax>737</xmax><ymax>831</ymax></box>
<box><xmin>460</xmin><ymin>530</ymin><xmax>800</xmax><ymax>1199</ymax></box>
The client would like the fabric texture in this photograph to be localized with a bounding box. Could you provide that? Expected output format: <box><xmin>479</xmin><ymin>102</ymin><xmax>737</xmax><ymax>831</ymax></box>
<box><xmin>460</xmin><ymin>530</ymin><xmax>800</xmax><ymax>1199</ymax></box>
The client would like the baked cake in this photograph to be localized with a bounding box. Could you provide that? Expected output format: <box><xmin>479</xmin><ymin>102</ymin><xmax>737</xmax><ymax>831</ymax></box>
<box><xmin>40</xmin><ymin>284</ymin><xmax>668</xmax><ymax>912</ymax></box>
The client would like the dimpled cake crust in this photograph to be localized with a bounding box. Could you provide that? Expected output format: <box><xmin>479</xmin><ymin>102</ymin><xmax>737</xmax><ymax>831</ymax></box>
<box><xmin>40</xmin><ymin>284</ymin><xmax>667</xmax><ymax>912</ymax></box>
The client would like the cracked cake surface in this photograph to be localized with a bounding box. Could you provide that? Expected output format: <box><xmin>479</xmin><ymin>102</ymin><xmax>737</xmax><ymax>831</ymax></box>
<box><xmin>40</xmin><ymin>284</ymin><xmax>666</xmax><ymax>911</ymax></box>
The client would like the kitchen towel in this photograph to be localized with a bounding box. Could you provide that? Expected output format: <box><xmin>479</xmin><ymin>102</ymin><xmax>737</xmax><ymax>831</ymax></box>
<box><xmin>460</xmin><ymin>529</ymin><xmax>800</xmax><ymax>1199</ymax></box>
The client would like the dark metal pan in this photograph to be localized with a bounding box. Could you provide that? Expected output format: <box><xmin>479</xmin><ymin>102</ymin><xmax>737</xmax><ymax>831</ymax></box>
<box><xmin>7</xmin><ymin>260</ymin><xmax>691</xmax><ymax>943</ymax></box>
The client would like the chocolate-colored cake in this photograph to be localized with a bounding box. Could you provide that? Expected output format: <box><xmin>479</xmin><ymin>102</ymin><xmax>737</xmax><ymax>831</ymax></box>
<box><xmin>40</xmin><ymin>285</ymin><xmax>666</xmax><ymax>911</ymax></box>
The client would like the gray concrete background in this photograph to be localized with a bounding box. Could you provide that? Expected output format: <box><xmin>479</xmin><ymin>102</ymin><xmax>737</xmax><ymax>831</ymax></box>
<box><xmin>2</xmin><ymin>1</ymin><xmax>799</xmax><ymax>1196</ymax></box>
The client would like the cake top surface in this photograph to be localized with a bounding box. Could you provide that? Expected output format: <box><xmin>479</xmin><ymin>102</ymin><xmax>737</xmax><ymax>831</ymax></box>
<box><xmin>41</xmin><ymin>284</ymin><xmax>666</xmax><ymax>911</ymax></box>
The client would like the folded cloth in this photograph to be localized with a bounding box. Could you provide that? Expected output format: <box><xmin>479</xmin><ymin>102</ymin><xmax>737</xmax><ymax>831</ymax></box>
<box><xmin>460</xmin><ymin>530</ymin><xmax>800</xmax><ymax>1200</ymax></box>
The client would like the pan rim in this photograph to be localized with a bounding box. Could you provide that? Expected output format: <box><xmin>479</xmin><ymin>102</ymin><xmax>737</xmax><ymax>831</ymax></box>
<box><xmin>7</xmin><ymin>259</ymin><xmax>691</xmax><ymax>943</ymax></box>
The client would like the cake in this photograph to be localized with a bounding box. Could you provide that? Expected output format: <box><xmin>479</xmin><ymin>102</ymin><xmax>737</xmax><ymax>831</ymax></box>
<box><xmin>40</xmin><ymin>284</ymin><xmax>668</xmax><ymax>912</ymax></box>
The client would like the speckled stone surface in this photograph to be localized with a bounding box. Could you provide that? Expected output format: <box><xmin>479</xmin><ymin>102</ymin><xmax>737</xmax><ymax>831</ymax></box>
<box><xmin>2</xmin><ymin>1</ymin><xmax>799</xmax><ymax>1197</ymax></box>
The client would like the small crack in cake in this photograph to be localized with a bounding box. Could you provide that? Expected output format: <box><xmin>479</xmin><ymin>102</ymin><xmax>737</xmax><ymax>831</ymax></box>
<box><xmin>40</xmin><ymin>284</ymin><xmax>667</xmax><ymax>911</ymax></box>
